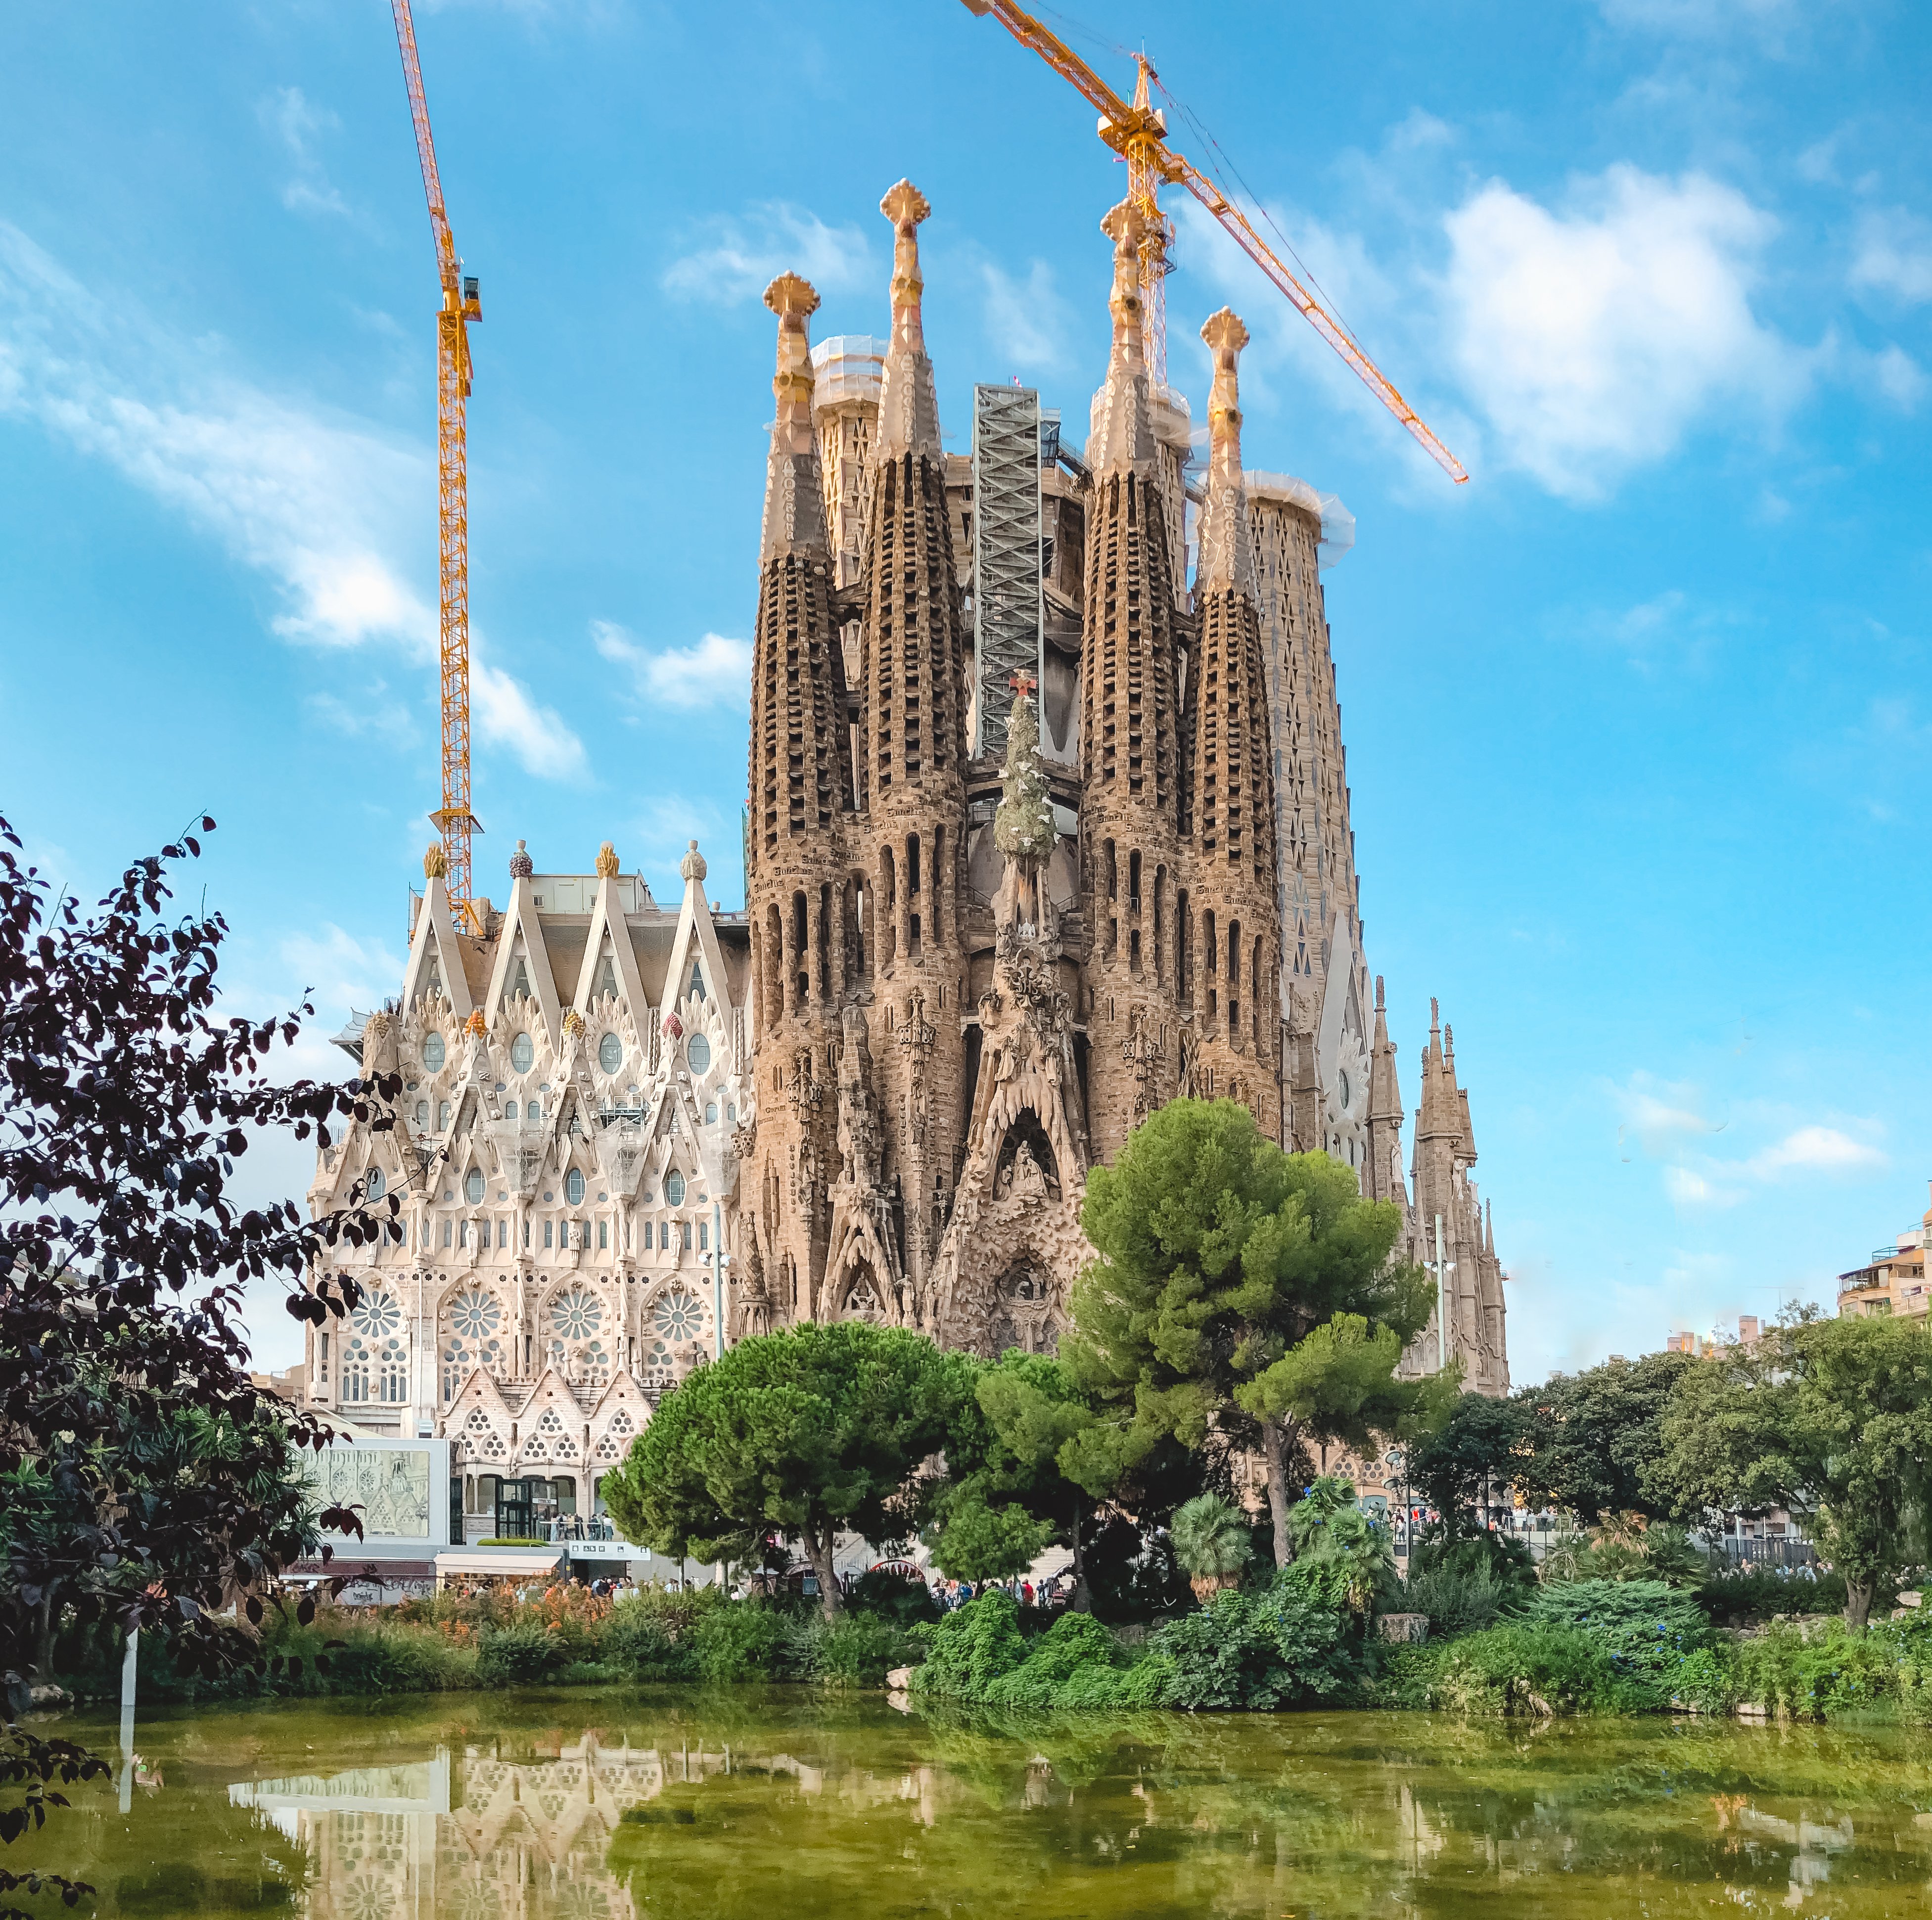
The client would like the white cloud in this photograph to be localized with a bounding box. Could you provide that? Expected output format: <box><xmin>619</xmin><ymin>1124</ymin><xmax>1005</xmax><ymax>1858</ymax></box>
<box><xmin>592</xmin><ymin>620</ymin><xmax>750</xmax><ymax>711</ymax></box>
<box><xmin>1663</xmin><ymin>1167</ymin><xmax>1727</xmax><ymax>1206</ymax></box>
<box><xmin>1850</xmin><ymin>207</ymin><xmax>1932</xmax><ymax>306</ymax></box>
<box><xmin>473</xmin><ymin>663</ymin><xmax>587</xmax><ymax>781</ymax></box>
<box><xmin>1745</xmin><ymin>1125</ymin><xmax>1886</xmax><ymax>1177</ymax></box>
<box><xmin>0</xmin><ymin>219</ymin><xmax>584</xmax><ymax>780</ymax></box>
<box><xmin>1442</xmin><ymin>165</ymin><xmax>1806</xmax><ymax>499</ymax></box>
<box><xmin>980</xmin><ymin>260</ymin><xmax>1072</xmax><ymax>374</ymax></box>
<box><xmin>261</xmin><ymin>87</ymin><xmax>349</xmax><ymax>220</ymax></box>
<box><xmin>662</xmin><ymin>203</ymin><xmax>873</xmax><ymax>308</ymax></box>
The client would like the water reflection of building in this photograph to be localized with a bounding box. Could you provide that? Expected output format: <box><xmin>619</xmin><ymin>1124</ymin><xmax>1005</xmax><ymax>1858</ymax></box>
<box><xmin>233</xmin><ymin>1739</ymin><xmax>715</xmax><ymax>1920</ymax></box>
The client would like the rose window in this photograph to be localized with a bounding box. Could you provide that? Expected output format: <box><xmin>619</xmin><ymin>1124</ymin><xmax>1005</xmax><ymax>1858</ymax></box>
<box><xmin>652</xmin><ymin>1288</ymin><xmax>704</xmax><ymax>1340</ymax></box>
<box><xmin>450</xmin><ymin>1288</ymin><xmax>500</xmax><ymax>1339</ymax></box>
<box><xmin>551</xmin><ymin>1287</ymin><xmax>603</xmax><ymax>1340</ymax></box>
<box><xmin>350</xmin><ymin>1289</ymin><xmax>402</xmax><ymax>1338</ymax></box>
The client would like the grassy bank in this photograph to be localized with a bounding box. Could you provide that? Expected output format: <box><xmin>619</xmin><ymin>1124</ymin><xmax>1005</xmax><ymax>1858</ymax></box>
<box><xmin>51</xmin><ymin>1577</ymin><xmax>929</xmax><ymax>1704</ymax></box>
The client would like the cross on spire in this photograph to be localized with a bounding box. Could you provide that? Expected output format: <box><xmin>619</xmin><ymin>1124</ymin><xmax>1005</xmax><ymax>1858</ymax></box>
<box><xmin>1008</xmin><ymin>671</ymin><xmax>1037</xmax><ymax>698</ymax></box>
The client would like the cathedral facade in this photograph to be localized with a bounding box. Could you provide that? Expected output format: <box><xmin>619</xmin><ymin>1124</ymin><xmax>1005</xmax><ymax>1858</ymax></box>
<box><xmin>300</xmin><ymin>178</ymin><xmax>1508</xmax><ymax>1521</ymax></box>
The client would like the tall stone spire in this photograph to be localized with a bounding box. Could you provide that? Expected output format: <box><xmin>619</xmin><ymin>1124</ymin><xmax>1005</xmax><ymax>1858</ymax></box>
<box><xmin>1184</xmin><ymin>307</ymin><xmax>1279</xmax><ymax>1136</ymax></box>
<box><xmin>760</xmin><ymin>272</ymin><xmax>830</xmax><ymax>564</ymax></box>
<box><xmin>1365</xmin><ymin>974</ymin><xmax>1407</xmax><ymax>1208</ymax></box>
<box><xmin>874</xmin><ymin>180</ymin><xmax>942</xmax><ymax>463</ymax></box>
<box><xmin>1079</xmin><ymin>198</ymin><xmax>1188</xmax><ymax>1161</ymax></box>
<box><xmin>842</xmin><ymin>178</ymin><xmax>969</xmax><ymax>1322</ymax></box>
<box><xmin>744</xmin><ymin>271</ymin><xmax>850</xmax><ymax>1330</ymax></box>
<box><xmin>1194</xmin><ymin>309</ymin><xmax>1258</xmax><ymax>599</ymax></box>
<box><xmin>1087</xmin><ymin>200</ymin><xmax>1157</xmax><ymax>478</ymax></box>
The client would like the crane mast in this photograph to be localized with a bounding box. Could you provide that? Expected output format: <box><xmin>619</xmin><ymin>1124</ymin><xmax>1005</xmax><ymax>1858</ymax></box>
<box><xmin>391</xmin><ymin>0</ymin><xmax>486</xmax><ymax>932</ymax></box>
<box><xmin>961</xmin><ymin>0</ymin><xmax>1467</xmax><ymax>483</ymax></box>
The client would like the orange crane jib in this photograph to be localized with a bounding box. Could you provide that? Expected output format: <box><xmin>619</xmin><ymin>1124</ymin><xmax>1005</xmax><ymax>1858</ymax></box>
<box><xmin>960</xmin><ymin>0</ymin><xmax>1468</xmax><ymax>485</ymax></box>
<box><xmin>392</xmin><ymin>0</ymin><xmax>486</xmax><ymax>936</ymax></box>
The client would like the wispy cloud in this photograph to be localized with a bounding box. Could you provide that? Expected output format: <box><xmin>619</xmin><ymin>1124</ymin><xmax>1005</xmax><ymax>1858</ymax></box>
<box><xmin>1609</xmin><ymin>1072</ymin><xmax>1886</xmax><ymax>1210</ymax></box>
<box><xmin>980</xmin><ymin>259</ymin><xmax>1073</xmax><ymax>375</ymax></box>
<box><xmin>260</xmin><ymin>87</ymin><xmax>349</xmax><ymax>220</ymax></box>
<box><xmin>1596</xmin><ymin>0</ymin><xmax>1803</xmax><ymax>46</ymax></box>
<box><xmin>1442</xmin><ymin>165</ymin><xmax>1808</xmax><ymax>500</ymax></box>
<box><xmin>1744</xmin><ymin>1125</ymin><xmax>1886</xmax><ymax>1178</ymax></box>
<box><xmin>1850</xmin><ymin>207</ymin><xmax>1932</xmax><ymax>307</ymax></box>
<box><xmin>592</xmin><ymin>620</ymin><xmax>751</xmax><ymax>711</ymax></box>
<box><xmin>0</xmin><ymin>219</ymin><xmax>585</xmax><ymax>782</ymax></box>
<box><xmin>661</xmin><ymin>203</ymin><xmax>873</xmax><ymax>308</ymax></box>
<box><xmin>474</xmin><ymin>662</ymin><xmax>586</xmax><ymax>781</ymax></box>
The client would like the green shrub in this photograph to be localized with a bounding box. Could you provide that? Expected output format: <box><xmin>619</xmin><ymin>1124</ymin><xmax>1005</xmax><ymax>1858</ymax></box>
<box><xmin>476</xmin><ymin>1621</ymin><xmax>568</xmax><ymax>1686</ymax></box>
<box><xmin>910</xmin><ymin>1590</ymin><xmax>1029</xmax><ymax>1698</ymax></box>
<box><xmin>1524</xmin><ymin>1580</ymin><xmax>1711</xmax><ymax>1707</ymax></box>
<box><xmin>600</xmin><ymin>1607</ymin><xmax>696</xmax><ymax>1681</ymax></box>
<box><xmin>691</xmin><ymin>1601</ymin><xmax>790</xmax><ymax>1683</ymax></box>
<box><xmin>808</xmin><ymin>1611</ymin><xmax>918</xmax><ymax>1687</ymax></box>
<box><xmin>1146</xmin><ymin>1576</ymin><xmax>1359</xmax><ymax>1710</ymax></box>
<box><xmin>1435</xmin><ymin>1621</ymin><xmax>1619</xmax><ymax>1716</ymax></box>
<box><xmin>1284</xmin><ymin>1479</ymin><xmax>1397</xmax><ymax>1617</ymax></box>
<box><xmin>1401</xmin><ymin>1555</ymin><xmax>1510</xmax><ymax>1638</ymax></box>
<box><xmin>1697</xmin><ymin>1568</ymin><xmax>1847</xmax><ymax>1624</ymax></box>
<box><xmin>1362</xmin><ymin>1640</ymin><xmax>1453</xmax><ymax>1709</ymax></box>
<box><xmin>985</xmin><ymin>1612</ymin><xmax>1126</xmax><ymax>1708</ymax></box>
<box><xmin>1730</xmin><ymin>1620</ymin><xmax>1904</xmax><ymax>1719</ymax></box>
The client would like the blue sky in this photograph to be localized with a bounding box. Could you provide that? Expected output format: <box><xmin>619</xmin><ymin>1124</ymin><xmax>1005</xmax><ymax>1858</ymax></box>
<box><xmin>3</xmin><ymin>0</ymin><xmax>1928</xmax><ymax>1381</ymax></box>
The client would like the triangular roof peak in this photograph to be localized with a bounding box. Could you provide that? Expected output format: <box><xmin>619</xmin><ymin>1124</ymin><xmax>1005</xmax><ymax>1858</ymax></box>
<box><xmin>403</xmin><ymin>853</ymin><xmax>474</xmax><ymax>1017</ymax></box>
<box><xmin>484</xmin><ymin>869</ymin><xmax>563</xmax><ymax>1044</ymax></box>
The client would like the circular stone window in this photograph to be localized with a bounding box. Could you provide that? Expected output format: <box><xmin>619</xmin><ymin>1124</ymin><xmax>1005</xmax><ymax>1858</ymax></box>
<box><xmin>422</xmin><ymin>1032</ymin><xmax>446</xmax><ymax>1073</ymax></box>
<box><xmin>687</xmin><ymin>1032</ymin><xmax>712</xmax><ymax>1074</ymax></box>
<box><xmin>450</xmin><ymin>1288</ymin><xmax>500</xmax><ymax>1338</ymax></box>
<box><xmin>653</xmin><ymin>1287</ymin><xmax>704</xmax><ymax>1340</ymax></box>
<box><xmin>598</xmin><ymin>1032</ymin><xmax>623</xmax><ymax>1074</ymax></box>
<box><xmin>664</xmin><ymin>1169</ymin><xmax>686</xmax><ymax>1208</ymax></box>
<box><xmin>566</xmin><ymin>1168</ymin><xmax>586</xmax><ymax>1207</ymax></box>
<box><xmin>465</xmin><ymin>1168</ymin><xmax>485</xmax><ymax>1205</ymax></box>
<box><xmin>551</xmin><ymin>1287</ymin><xmax>603</xmax><ymax>1339</ymax></box>
<box><xmin>510</xmin><ymin>1032</ymin><xmax>535</xmax><ymax>1074</ymax></box>
<box><xmin>350</xmin><ymin>1289</ymin><xmax>402</xmax><ymax>1338</ymax></box>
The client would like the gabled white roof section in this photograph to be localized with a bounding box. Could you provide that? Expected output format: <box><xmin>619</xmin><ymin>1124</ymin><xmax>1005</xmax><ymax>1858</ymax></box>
<box><xmin>403</xmin><ymin>872</ymin><xmax>474</xmax><ymax>1018</ymax></box>
<box><xmin>659</xmin><ymin>842</ymin><xmax>732</xmax><ymax>1025</ymax></box>
<box><xmin>484</xmin><ymin>874</ymin><xmax>563</xmax><ymax>1045</ymax></box>
<box><xmin>575</xmin><ymin>873</ymin><xmax>651</xmax><ymax>1019</ymax></box>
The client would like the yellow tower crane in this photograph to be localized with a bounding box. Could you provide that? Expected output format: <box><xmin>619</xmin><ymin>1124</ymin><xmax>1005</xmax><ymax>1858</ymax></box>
<box><xmin>961</xmin><ymin>0</ymin><xmax>1468</xmax><ymax>484</ymax></box>
<box><xmin>391</xmin><ymin>0</ymin><xmax>486</xmax><ymax>932</ymax></box>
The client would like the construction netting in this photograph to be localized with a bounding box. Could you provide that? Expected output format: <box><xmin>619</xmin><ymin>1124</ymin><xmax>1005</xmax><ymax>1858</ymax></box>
<box><xmin>810</xmin><ymin>335</ymin><xmax>887</xmax><ymax>410</ymax></box>
<box><xmin>1244</xmin><ymin>469</ymin><xmax>1355</xmax><ymax>568</ymax></box>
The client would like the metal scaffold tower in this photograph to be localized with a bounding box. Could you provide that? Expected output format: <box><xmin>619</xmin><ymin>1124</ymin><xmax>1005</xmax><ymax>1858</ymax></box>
<box><xmin>970</xmin><ymin>384</ymin><xmax>1046</xmax><ymax>755</ymax></box>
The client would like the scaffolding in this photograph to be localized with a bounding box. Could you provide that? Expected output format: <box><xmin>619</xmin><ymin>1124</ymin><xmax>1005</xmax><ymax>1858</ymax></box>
<box><xmin>970</xmin><ymin>384</ymin><xmax>1045</xmax><ymax>756</ymax></box>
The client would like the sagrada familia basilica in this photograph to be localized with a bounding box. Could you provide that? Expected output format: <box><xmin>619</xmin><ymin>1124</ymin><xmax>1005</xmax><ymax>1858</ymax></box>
<box><xmin>303</xmin><ymin>181</ymin><xmax>1509</xmax><ymax>1521</ymax></box>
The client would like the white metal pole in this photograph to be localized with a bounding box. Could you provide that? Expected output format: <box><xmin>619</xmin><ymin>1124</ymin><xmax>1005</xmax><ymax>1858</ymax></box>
<box><xmin>711</xmin><ymin>1199</ymin><xmax>724</xmax><ymax>1361</ymax></box>
<box><xmin>118</xmin><ymin>1625</ymin><xmax>137</xmax><ymax>1814</ymax></box>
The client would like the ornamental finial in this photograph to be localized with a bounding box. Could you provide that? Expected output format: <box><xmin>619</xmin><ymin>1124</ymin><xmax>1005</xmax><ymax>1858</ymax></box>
<box><xmin>509</xmin><ymin>838</ymin><xmax>534</xmax><ymax>878</ymax></box>
<box><xmin>596</xmin><ymin>840</ymin><xmax>620</xmax><ymax>879</ymax></box>
<box><xmin>680</xmin><ymin>839</ymin><xmax>708</xmax><ymax>883</ymax></box>
<box><xmin>424</xmin><ymin>842</ymin><xmax>448</xmax><ymax>879</ymax></box>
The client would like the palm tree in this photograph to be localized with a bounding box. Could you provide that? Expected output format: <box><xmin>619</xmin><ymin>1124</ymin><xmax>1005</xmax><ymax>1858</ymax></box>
<box><xmin>1171</xmin><ymin>1493</ymin><xmax>1253</xmax><ymax>1602</ymax></box>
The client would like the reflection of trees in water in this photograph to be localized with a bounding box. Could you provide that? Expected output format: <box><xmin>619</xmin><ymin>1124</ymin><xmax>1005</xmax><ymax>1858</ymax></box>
<box><xmin>26</xmin><ymin>1700</ymin><xmax>1932</xmax><ymax>1919</ymax></box>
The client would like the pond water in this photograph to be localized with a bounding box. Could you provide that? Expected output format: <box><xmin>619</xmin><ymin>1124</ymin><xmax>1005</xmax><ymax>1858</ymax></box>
<box><xmin>20</xmin><ymin>1691</ymin><xmax>1932</xmax><ymax>1918</ymax></box>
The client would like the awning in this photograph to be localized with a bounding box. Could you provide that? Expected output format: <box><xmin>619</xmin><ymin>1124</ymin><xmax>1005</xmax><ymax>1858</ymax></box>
<box><xmin>434</xmin><ymin>1551</ymin><xmax>562</xmax><ymax>1579</ymax></box>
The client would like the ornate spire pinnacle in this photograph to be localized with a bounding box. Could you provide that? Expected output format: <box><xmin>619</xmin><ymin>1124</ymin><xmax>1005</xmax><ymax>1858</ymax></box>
<box><xmin>759</xmin><ymin>272</ymin><xmax>828</xmax><ymax>564</ymax></box>
<box><xmin>424</xmin><ymin>842</ymin><xmax>448</xmax><ymax>879</ymax></box>
<box><xmin>1088</xmin><ymin>198</ymin><xmax>1156</xmax><ymax>476</ymax></box>
<box><xmin>874</xmin><ymin>180</ymin><xmax>942</xmax><ymax>463</ymax></box>
<box><xmin>1194</xmin><ymin>307</ymin><xmax>1258</xmax><ymax>597</ymax></box>
<box><xmin>680</xmin><ymin>839</ymin><xmax>708</xmax><ymax>884</ymax></box>
<box><xmin>595</xmin><ymin>841</ymin><xmax>620</xmax><ymax>879</ymax></box>
<box><xmin>509</xmin><ymin>838</ymin><xmax>533</xmax><ymax>878</ymax></box>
